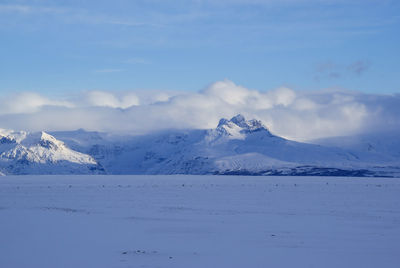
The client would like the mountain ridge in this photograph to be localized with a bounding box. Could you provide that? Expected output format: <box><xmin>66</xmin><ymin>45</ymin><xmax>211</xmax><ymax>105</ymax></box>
<box><xmin>1</xmin><ymin>115</ymin><xmax>399</xmax><ymax>177</ymax></box>
<box><xmin>0</xmin><ymin>130</ymin><xmax>104</xmax><ymax>175</ymax></box>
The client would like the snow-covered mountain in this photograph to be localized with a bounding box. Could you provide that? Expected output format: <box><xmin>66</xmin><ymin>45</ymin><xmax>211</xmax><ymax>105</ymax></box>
<box><xmin>312</xmin><ymin>133</ymin><xmax>400</xmax><ymax>162</ymax></box>
<box><xmin>1</xmin><ymin>115</ymin><xmax>399</xmax><ymax>176</ymax></box>
<box><xmin>50</xmin><ymin>115</ymin><xmax>400</xmax><ymax>177</ymax></box>
<box><xmin>0</xmin><ymin>129</ymin><xmax>104</xmax><ymax>175</ymax></box>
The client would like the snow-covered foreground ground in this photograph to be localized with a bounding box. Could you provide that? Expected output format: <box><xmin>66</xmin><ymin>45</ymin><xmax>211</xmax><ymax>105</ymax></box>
<box><xmin>1</xmin><ymin>175</ymin><xmax>399</xmax><ymax>268</ymax></box>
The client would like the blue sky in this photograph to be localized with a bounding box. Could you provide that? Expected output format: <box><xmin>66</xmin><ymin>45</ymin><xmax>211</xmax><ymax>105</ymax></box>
<box><xmin>0</xmin><ymin>0</ymin><xmax>399</xmax><ymax>96</ymax></box>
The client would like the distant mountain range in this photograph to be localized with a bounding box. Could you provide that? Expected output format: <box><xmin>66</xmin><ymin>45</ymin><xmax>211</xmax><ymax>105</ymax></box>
<box><xmin>1</xmin><ymin>114</ymin><xmax>399</xmax><ymax>177</ymax></box>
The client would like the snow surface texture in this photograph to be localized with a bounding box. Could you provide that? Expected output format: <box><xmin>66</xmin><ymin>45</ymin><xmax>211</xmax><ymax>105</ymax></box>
<box><xmin>1</xmin><ymin>175</ymin><xmax>399</xmax><ymax>268</ymax></box>
<box><xmin>1</xmin><ymin>115</ymin><xmax>399</xmax><ymax>176</ymax></box>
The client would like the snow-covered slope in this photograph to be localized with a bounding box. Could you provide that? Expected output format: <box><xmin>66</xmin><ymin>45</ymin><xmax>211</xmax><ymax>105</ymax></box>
<box><xmin>51</xmin><ymin>115</ymin><xmax>399</xmax><ymax>176</ymax></box>
<box><xmin>309</xmin><ymin>133</ymin><xmax>400</xmax><ymax>177</ymax></box>
<box><xmin>312</xmin><ymin>133</ymin><xmax>400</xmax><ymax>162</ymax></box>
<box><xmin>1</xmin><ymin>115</ymin><xmax>399</xmax><ymax>176</ymax></box>
<box><xmin>0</xmin><ymin>130</ymin><xmax>104</xmax><ymax>175</ymax></box>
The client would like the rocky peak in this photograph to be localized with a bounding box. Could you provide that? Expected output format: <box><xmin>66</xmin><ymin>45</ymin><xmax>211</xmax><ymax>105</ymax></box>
<box><xmin>208</xmin><ymin>114</ymin><xmax>271</xmax><ymax>142</ymax></box>
<box><xmin>218</xmin><ymin>114</ymin><xmax>269</xmax><ymax>133</ymax></box>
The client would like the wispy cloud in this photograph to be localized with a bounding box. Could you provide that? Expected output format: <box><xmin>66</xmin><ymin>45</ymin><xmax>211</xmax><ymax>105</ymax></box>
<box><xmin>347</xmin><ymin>60</ymin><xmax>371</xmax><ymax>76</ymax></box>
<box><xmin>314</xmin><ymin>60</ymin><xmax>371</xmax><ymax>81</ymax></box>
<box><xmin>0</xmin><ymin>4</ymin><xmax>67</xmax><ymax>14</ymax></box>
<box><xmin>1</xmin><ymin>1</ymin><xmax>397</xmax><ymax>51</ymax></box>
<box><xmin>123</xmin><ymin>58</ymin><xmax>151</xmax><ymax>65</ymax></box>
<box><xmin>93</xmin><ymin>69</ymin><xmax>123</xmax><ymax>73</ymax></box>
<box><xmin>0</xmin><ymin>4</ymin><xmax>31</xmax><ymax>13</ymax></box>
<box><xmin>0</xmin><ymin>4</ymin><xmax>161</xmax><ymax>28</ymax></box>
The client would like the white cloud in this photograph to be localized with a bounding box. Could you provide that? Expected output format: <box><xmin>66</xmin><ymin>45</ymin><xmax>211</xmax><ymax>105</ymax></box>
<box><xmin>292</xmin><ymin>98</ymin><xmax>317</xmax><ymax>111</ymax></box>
<box><xmin>266</xmin><ymin>87</ymin><xmax>296</xmax><ymax>107</ymax></box>
<box><xmin>203</xmin><ymin>79</ymin><xmax>256</xmax><ymax>106</ymax></box>
<box><xmin>85</xmin><ymin>91</ymin><xmax>139</xmax><ymax>108</ymax></box>
<box><xmin>0</xmin><ymin>80</ymin><xmax>398</xmax><ymax>141</ymax></box>
<box><xmin>0</xmin><ymin>92</ymin><xmax>73</xmax><ymax>114</ymax></box>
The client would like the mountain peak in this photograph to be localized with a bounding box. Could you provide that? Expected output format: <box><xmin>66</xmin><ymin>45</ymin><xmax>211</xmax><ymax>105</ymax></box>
<box><xmin>231</xmin><ymin>114</ymin><xmax>246</xmax><ymax>126</ymax></box>
<box><xmin>219</xmin><ymin>114</ymin><xmax>268</xmax><ymax>133</ymax></box>
<box><xmin>0</xmin><ymin>129</ymin><xmax>27</xmax><ymax>143</ymax></box>
<box><xmin>211</xmin><ymin>114</ymin><xmax>270</xmax><ymax>141</ymax></box>
<box><xmin>18</xmin><ymin>131</ymin><xmax>63</xmax><ymax>150</ymax></box>
<box><xmin>40</xmin><ymin>131</ymin><xmax>55</xmax><ymax>140</ymax></box>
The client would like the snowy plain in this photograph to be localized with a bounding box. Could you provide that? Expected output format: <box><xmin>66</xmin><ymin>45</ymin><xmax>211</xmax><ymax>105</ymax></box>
<box><xmin>1</xmin><ymin>175</ymin><xmax>400</xmax><ymax>268</ymax></box>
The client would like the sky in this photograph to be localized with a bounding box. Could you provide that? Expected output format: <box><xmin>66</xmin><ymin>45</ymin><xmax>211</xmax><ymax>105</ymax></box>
<box><xmin>0</xmin><ymin>0</ymin><xmax>399</xmax><ymax>140</ymax></box>
<box><xmin>0</xmin><ymin>0</ymin><xmax>399</xmax><ymax>94</ymax></box>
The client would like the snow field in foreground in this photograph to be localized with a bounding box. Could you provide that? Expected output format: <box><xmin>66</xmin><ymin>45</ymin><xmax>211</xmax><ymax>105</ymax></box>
<box><xmin>1</xmin><ymin>175</ymin><xmax>400</xmax><ymax>268</ymax></box>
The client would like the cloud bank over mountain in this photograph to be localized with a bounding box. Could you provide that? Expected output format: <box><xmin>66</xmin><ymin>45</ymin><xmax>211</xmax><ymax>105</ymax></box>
<box><xmin>1</xmin><ymin>80</ymin><xmax>398</xmax><ymax>141</ymax></box>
